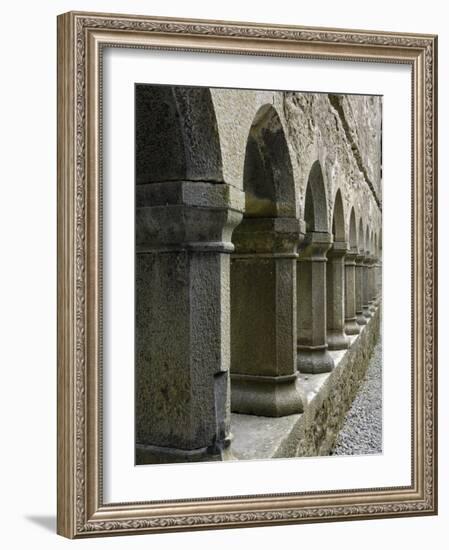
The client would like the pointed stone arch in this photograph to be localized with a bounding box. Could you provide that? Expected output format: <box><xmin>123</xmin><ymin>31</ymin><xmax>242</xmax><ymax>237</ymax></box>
<box><xmin>349</xmin><ymin>207</ymin><xmax>358</xmax><ymax>251</ymax></box>
<box><xmin>365</xmin><ymin>226</ymin><xmax>371</xmax><ymax>255</ymax></box>
<box><xmin>332</xmin><ymin>189</ymin><xmax>346</xmax><ymax>243</ymax></box>
<box><xmin>358</xmin><ymin>218</ymin><xmax>365</xmax><ymax>253</ymax></box>
<box><xmin>297</xmin><ymin>160</ymin><xmax>333</xmax><ymax>373</ymax></box>
<box><xmin>231</xmin><ymin>104</ymin><xmax>302</xmax><ymax>416</ymax></box>
<box><xmin>304</xmin><ymin>160</ymin><xmax>329</xmax><ymax>233</ymax></box>
<box><xmin>327</xmin><ymin>189</ymin><xmax>349</xmax><ymax>350</ymax></box>
<box><xmin>135</xmin><ymin>84</ymin><xmax>223</xmax><ymax>185</ymax></box>
<box><xmin>243</xmin><ymin>104</ymin><xmax>297</xmax><ymax>218</ymax></box>
<box><xmin>344</xmin><ymin>206</ymin><xmax>360</xmax><ymax>335</ymax></box>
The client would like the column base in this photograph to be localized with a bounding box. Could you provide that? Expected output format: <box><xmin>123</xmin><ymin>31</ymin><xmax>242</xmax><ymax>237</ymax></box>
<box><xmin>363</xmin><ymin>305</ymin><xmax>373</xmax><ymax>319</ymax></box>
<box><xmin>297</xmin><ymin>347</ymin><xmax>334</xmax><ymax>374</ymax></box>
<box><xmin>327</xmin><ymin>331</ymin><xmax>350</xmax><ymax>350</ymax></box>
<box><xmin>231</xmin><ymin>373</ymin><xmax>303</xmax><ymax>417</ymax></box>
<box><xmin>356</xmin><ymin>312</ymin><xmax>367</xmax><ymax>325</ymax></box>
<box><xmin>136</xmin><ymin>436</ymin><xmax>233</xmax><ymax>465</ymax></box>
<box><xmin>344</xmin><ymin>317</ymin><xmax>360</xmax><ymax>335</ymax></box>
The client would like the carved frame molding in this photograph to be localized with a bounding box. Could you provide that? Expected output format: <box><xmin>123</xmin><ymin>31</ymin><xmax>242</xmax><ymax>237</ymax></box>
<box><xmin>57</xmin><ymin>11</ymin><xmax>437</xmax><ymax>538</ymax></box>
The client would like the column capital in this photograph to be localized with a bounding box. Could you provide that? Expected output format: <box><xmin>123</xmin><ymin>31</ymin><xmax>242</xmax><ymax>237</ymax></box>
<box><xmin>364</xmin><ymin>253</ymin><xmax>376</xmax><ymax>266</ymax></box>
<box><xmin>232</xmin><ymin>216</ymin><xmax>301</xmax><ymax>256</ymax></box>
<box><xmin>328</xmin><ymin>240</ymin><xmax>349</xmax><ymax>259</ymax></box>
<box><xmin>136</xmin><ymin>181</ymin><xmax>244</xmax><ymax>253</ymax></box>
<box><xmin>298</xmin><ymin>231</ymin><xmax>333</xmax><ymax>261</ymax></box>
<box><xmin>345</xmin><ymin>249</ymin><xmax>358</xmax><ymax>264</ymax></box>
<box><xmin>355</xmin><ymin>252</ymin><xmax>365</xmax><ymax>265</ymax></box>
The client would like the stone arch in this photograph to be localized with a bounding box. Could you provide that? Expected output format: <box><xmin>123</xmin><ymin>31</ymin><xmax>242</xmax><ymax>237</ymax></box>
<box><xmin>230</xmin><ymin>104</ymin><xmax>302</xmax><ymax>416</ymax></box>
<box><xmin>349</xmin><ymin>207</ymin><xmax>358</xmax><ymax>251</ymax></box>
<box><xmin>344</xmin><ymin>206</ymin><xmax>361</xmax><ymax>336</ymax></box>
<box><xmin>358</xmin><ymin>218</ymin><xmax>365</xmax><ymax>253</ymax></box>
<box><xmin>326</xmin><ymin>188</ymin><xmax>349</xmax><ymax>350</ymax></box>
<box><xmin>365</xmin><ymin>226</ymin><xmax>371</xmax><ymax>255</ymax></box>
<box><xmin>304</xmin><ymin>160</ymin><xmax>329</xmax><ymax>233</ymax></box>
<box><xmin>331</xmin><ymin>189</ymin><xmax>346</xmax><ymax>242</ymax></box>
<box><xmin>243</xmin><ymin>104</ymin><xmax>296</xmax><ymax>218</ymax></box>
<box><xmin>297</xmin><ymin>160</ymin><xmax>333</xmax><ymax>373</ymax></box>
<box><xmin>135</xmin><ymin>84</ymin><xmax>223</xmax><ymax>184</ymax></box>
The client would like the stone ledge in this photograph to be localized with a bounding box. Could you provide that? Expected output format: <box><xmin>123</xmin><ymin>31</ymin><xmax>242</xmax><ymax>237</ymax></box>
<box><xmin>230</xmin><ymin>305</ymin><xmax>381</xmax><ymax>461</ymax></box>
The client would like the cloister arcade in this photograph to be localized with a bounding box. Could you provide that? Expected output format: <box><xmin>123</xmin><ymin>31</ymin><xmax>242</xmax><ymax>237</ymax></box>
<box><xmin>135</xmin><ymin>84</ymin><xmax>382</xmax><ymax>463</ymax></box>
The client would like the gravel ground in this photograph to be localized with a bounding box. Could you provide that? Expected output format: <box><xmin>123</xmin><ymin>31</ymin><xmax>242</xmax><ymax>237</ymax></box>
<box><xmin>331</xmin><ymin>339</ymin><xmax>382</xmax><ymax>455</ymax></box>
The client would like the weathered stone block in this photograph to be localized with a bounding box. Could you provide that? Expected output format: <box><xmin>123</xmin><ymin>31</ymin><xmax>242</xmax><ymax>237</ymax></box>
<box><xmin>297</xmin><ymin>231</ymin><xmax>334</xmax><ymax>374</ymax></box>
<box><xmin>136</xmin><ymin>181</ymin><xmax>243</xmax><ymax>462</ymax></box>
<box><xmin>230</xmin><ymin>217</ymin><xmax>303</xmax><ymax>416</ymax></box>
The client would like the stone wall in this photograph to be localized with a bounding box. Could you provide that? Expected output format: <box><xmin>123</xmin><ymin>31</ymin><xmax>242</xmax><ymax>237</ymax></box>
<box><xmin>211</xmin><ymin>88</ymin><xmax>382</xmax><ymax>238</ymax></box>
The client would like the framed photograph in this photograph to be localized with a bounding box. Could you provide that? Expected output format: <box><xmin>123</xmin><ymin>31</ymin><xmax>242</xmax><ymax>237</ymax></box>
<box><xmin>57</xmin><ymin>11</ymin><xmax>437</xmax><ymax>538</ymax></box>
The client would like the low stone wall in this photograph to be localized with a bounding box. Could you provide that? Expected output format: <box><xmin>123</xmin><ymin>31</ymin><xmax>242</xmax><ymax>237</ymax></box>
<box><xmin>231</xmin><ymin>305</ymin><xmax>381</xmax><ymax>460</ymax></box>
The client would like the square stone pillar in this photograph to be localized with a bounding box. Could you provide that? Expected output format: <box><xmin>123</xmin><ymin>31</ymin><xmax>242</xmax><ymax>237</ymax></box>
<box><xmin>297</xmin><ymin>231</ymin><xmax>334</xmax><ymax>374</ymax></box>
<box><xmin>367</xmin><ymin>255</ymin><xmax>377</xmax><ymax>311</ymax></box>
<box><xmin>344</xmin><ymin>250</ymin><xmax>360</xmax><ymax>335</ymax></box>
<box><xmin>135</xmin><ymin>181</ymin><xmax>244</xmax><ymax>462</ymax></box>
<box><xmin>355</xmin><ymin>254</ymin><xmax>367</xmax><ymax>326</ymax></box>
<box><xmin>230</xmin><ymin>217</ymin><xmax>303</xmax><ymax>417</ymax></box>
<box><xmin>362</xmin><ymin>256</ymin><xmax>373</xmax><ymax>319</ymax></box>
<box><xmin>375</xmin><ymin>260</ymin><xmax>382</xmax><ymax>301</ymax></box>
<box><xmin>326</xmin><ymin>241</ymin><xmax>350</xmax><ymax>349</ymax></box>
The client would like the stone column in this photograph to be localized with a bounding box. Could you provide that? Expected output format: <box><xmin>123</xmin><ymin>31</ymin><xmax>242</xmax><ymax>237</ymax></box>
<box><xmin>368</xmin><ymin>255</ymin><xmax>377</xmax><ymax>311</ymax></box>
<box><xmin>297</xmin><ymin>231</ymin><xmax>334</xmax><ymax>374</ymax></box>
<box><xmin>326</xmin><ymin>241</ymin><xmax>350</xmax><ymax>350</ymax></box>
<box><xmin>362</xmin><ymin>255</ymin><xmax>373</xmax><ymax>319</ymax></box>
<box><xmin>344</xmin><ymin>250</ymin><xmax>360</xmax><ymax>335</ymax></box>
<box><xmin>355</xmin><ymin>253</ymin><xmax>367</xmax><ymax>326</ymax></box>
<box><xmin>230</xmin><ymin>217</ymin><xmax>303</xmax><ymax>417</ymax></box>
<box><xmin>135</xmin><ymin>181</ymin><xmax>244</xmax><ymax>463</ymax></box>
<box><xmin>375</xmin><ymin>259</ymin><xmax>382</xmax><ymax>300</ymax></box>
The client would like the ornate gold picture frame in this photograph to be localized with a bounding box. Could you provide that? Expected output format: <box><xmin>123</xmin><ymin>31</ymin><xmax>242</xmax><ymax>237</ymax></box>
<box><xmin>57</xmin><ymin>11</ymin><xmax>437</xmax><ymax>538</ymax></box>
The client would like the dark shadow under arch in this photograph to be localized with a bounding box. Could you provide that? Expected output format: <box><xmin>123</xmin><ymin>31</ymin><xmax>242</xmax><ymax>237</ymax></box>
<box><xmin>365</xmin><ymin>226</ymin><xmax>371</xmax><ymax>255</ymax></box>
<box><xmin>304</xmin><ymin>161</ymin><xmax>329</xmax><ymax>232</ymax></box>
<box><xmin>358</xmin><ymin>218</ymin><xmax>365</xmax><ymax>253</ymax></box>
<box><xmin>135</xmin><ymin>84</ymin><xmax>223</xmax><ymax>184</ymax></box>
<box><xmin>349</xmin><ymin>207</ymin><xmax>358</xmax><ymax>251</ymax></box>
<box><xmin>243</xmin><ymin>104</ymin><xmax>296</xmax><ymax>218</ymax></box>
<box><xmin>332</xmin><ymin>189</ymin><xmax>346</xmax><ymax>242</ymax></box>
